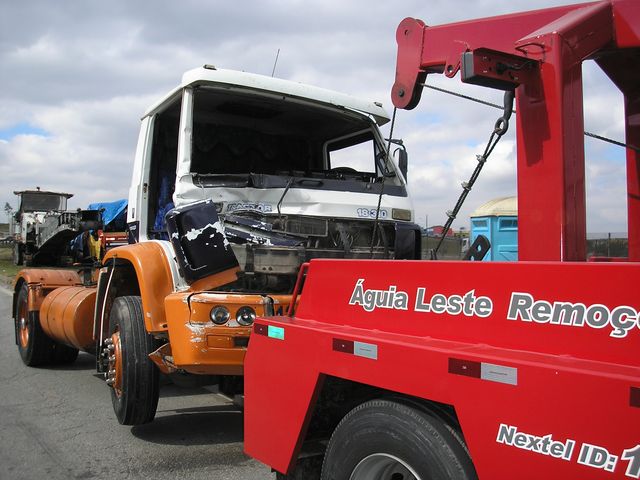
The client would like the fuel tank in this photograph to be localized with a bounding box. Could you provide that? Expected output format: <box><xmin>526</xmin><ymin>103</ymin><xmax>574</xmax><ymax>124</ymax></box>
<box><xmin>39</xmin><ymin>286</ymin><xmax>96</xmax><ymax>351</ymax></box>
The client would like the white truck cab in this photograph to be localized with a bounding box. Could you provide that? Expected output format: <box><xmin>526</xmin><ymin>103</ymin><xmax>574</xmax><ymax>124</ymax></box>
<box><xmin>128</xmin><ymin>66</ymin><xmax>419</xmax><ymax>291</ymax></box>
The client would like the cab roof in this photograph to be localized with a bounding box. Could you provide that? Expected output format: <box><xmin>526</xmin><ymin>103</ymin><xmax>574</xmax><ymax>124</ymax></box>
<box><xmin>143</xmin><ymin>66</ymin><xmax>390</xmax><ymax>126</ymax></box>
<box><xmin>13</xmin><ymin>190</ymin><xmax>73</xmax><ymax>198</ymax></box>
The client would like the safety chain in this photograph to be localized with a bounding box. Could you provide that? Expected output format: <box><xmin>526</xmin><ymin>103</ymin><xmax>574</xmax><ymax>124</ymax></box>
<box><xmin>370</xmin><ymin>107</ymin><xmax>398</xmax><ymax>256</ymax></box>
<box><xmin>432</xmin><ymin>91</ymin><xmax>515</xmax><ymax>259</ymax></box>
<box><xmin>424</xmin><ymin>82</ymin><xmax>639</xmax><ymax>258</ymax></box>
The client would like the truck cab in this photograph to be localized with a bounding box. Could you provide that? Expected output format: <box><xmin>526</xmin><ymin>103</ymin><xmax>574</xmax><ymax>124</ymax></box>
<box><xmin>128</xmin><ymin>66</ymin><xmax>418</xmax><ymax>289</ymax></box>
<box><xmin>93</xmin><ymin>67</ymin><xmax>420</xmax><ymax>424</ymax></box>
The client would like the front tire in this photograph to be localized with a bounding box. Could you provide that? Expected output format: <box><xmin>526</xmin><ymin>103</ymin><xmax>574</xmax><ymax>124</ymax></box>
<box><xmin>321</xmin><ymin>399</ymin><xmax>477</xmax><ymax>480</ymax></box>
<box><xmin>15</xmin><ymin>284</ymin><xmax>53</xmax><ymax>366</ymax></box>
<box><xmin>106</xmin><ymin>296</ymin><xmax>159</xmax><ymax>425</ymax></box>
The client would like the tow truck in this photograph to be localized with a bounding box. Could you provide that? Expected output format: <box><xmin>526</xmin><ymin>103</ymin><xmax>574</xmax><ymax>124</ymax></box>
<box><xmin>244</xmin><ymin>1</ymin><xmax>640</xmax><ymax>478</ymax></box>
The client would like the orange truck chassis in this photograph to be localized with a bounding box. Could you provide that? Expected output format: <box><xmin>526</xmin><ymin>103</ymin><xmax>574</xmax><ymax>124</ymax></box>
<box><xmin>13</xmin><ymin>240</ymin><xmax>290</xmax><ymax>424</ymax></box>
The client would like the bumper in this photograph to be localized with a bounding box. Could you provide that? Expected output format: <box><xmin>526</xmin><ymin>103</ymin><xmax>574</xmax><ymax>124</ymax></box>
<box><xmin>163</xmin><ymin>291</ymin><xmax>290</xmax><ymax>375</ymax></box>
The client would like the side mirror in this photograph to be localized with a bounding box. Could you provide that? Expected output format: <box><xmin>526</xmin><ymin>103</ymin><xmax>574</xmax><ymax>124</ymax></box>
<box><xmin>385</xmin><ymin>138</ymin><xmax>408</xmax><ymax>181</ymax></box>
<box><xmin>397</xmin><ymin>148</ymin><xmax>408</xmax><ymax>181</ymax></box>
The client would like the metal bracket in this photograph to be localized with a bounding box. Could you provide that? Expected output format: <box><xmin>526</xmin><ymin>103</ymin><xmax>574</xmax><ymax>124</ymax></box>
<box><xmin>462</xmin><ymin>48</ymin><xmax>538</xmax><ymax>91</ymax></box>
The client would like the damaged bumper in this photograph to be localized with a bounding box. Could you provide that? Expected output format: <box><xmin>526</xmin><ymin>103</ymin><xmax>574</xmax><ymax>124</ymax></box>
<box><xmin>158</xmin><ymin>291</ymin><xmax>290</xmax><ymax>376</ymax></box>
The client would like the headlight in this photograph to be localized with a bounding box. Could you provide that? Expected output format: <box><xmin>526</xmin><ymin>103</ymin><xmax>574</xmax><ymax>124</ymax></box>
<box><xmin>236</xmin><ymin>306</ymin><xmax>256</xmax><ymax>326</ymax></box>
<box><xmin>210</xmin><ymin>306</ymin><xmax>230</xmax><ymax>325</ymax></box>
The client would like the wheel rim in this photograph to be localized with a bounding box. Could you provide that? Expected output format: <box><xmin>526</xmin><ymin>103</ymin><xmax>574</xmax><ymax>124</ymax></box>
<box><xmin>18</xmin><ymin>298</ymin><xmax>29</xmax><ymax>348</ymax></box>
<box><xmin>105</xmin><ymin>331</ymin><xmax>123</xmax><ymax>398</ymax></box>
<box><xmin>349</xmin><ymin>453</ymin><xmax>422</xmax><ymax>480</ymax></box>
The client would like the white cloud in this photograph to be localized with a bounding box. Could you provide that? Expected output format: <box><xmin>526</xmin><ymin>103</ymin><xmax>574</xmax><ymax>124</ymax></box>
<box><xmin>0</xmin><ymin>95</ymin><xmax>151</xmax><ymax>209</ymax></box>
<box><xmin>0</xmin><ymin>0</ymin><xmax>630</xmax><ymax>237</ymax></box>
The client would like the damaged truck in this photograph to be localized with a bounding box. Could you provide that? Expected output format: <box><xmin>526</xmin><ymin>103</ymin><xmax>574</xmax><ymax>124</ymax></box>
<box><xmin>12</xmin><ymin>65</ymin><xmax>420</xmax><ymax>425</ymax></box>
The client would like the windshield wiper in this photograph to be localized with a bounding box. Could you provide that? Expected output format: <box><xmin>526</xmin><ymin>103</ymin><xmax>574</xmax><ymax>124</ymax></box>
<box><xmin>277</xmin><ymin>177</ymin><xmax>294</xmax><ymax>220</ymax></box>
<box><xmin>276</xmin><ymin>178</ymin><xmax>325</xmax><ymax>220</ymax></box>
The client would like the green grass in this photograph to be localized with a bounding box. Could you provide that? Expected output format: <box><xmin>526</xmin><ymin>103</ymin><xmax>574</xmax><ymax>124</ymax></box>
<box><xmin>0</xmin><ymin>247</ymin><xmax>20</xmax><ymax>286</ymax></box>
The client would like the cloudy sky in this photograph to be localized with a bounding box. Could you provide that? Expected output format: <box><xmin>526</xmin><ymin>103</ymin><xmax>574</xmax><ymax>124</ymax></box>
<box><xmin>0</xmin><ymin>0</ymin><xmax>629</xmax><ymax>234</ymax></box>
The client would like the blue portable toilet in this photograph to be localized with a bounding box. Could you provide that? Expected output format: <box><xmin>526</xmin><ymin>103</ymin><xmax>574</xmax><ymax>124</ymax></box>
<box><xmin>470</xmin><ymin>196</ymin><xmax>518</xmax><ymax>261</ymax></box>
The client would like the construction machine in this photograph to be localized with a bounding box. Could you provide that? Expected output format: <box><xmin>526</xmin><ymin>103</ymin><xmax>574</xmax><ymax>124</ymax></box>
<box><xmin>11</xmin><ymin>188</ymin><xmax>101</xmax><ymax>266</ymax></box>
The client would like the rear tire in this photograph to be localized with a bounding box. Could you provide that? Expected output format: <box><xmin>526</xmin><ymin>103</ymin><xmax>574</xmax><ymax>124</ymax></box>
<box><xmin>107</xmin><ymin>296</ymin><xmax>159</xmax><ymax>425</ymax></box>
<box><xmin>15</xmin><ymin>284</ymin><xmax>53</xmax><ymax>366</ymax></box>
<box><xmin>321</xmin><ymin>399</ymin><xmax>477</xmax><ymax>480</ymax></box>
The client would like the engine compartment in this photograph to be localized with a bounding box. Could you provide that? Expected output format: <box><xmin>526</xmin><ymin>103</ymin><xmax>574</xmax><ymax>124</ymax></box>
<box><xmin>223</xmin><ymin>210</ymin><xmax>400</xmax><ymax>292</ymax></box>
<box><xmin>166</xmin><ymin>200</ymin><xmax>419</xmax><ymax>294</ymax></box>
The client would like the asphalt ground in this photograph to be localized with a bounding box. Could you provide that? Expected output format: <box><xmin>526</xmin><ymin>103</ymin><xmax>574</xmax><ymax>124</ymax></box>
<box><xmin>0</xmin><ymin>285</ymin><xmax>275</xmax><ymax>480</ymax></box>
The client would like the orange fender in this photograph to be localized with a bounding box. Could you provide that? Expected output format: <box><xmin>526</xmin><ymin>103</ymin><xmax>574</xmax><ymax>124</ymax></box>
<box><xmin>102</xmin><ymin>242</ymin><xmax>174</xmax><ymax>333</ymax></box>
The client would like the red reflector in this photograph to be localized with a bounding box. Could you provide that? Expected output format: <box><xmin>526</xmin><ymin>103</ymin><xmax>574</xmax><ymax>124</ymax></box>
<box><xmin>449</xmin><ymin>358</ymin><xmax>481</xmax><ymax>378</ymax></box>
<box><xmin>631</xmin><ymin>387</ymin><xmax>640</xmax><ymax>408</ymax></box>
<box><xmin>254</xmin><ymin>324</ymin><xmax>268</xmax><ymax>336</ymax></box>
<box><xmin>333</xmin><ymin>338</ymin><xmax>354</xmax><ymax>354</ymax></box>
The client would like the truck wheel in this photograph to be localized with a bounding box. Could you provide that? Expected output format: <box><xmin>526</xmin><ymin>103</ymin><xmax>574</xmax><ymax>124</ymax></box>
<box><xmin>13</xmin><ymin>243</ymin><xmax>23</xmax><ymax>266</ymax></box>
<box><xmin>321</xmin><ymin>399</ymin><xmax>477</xmax><ymax>480</ymax></box>
<box><xmin>14</xmin><ymin>284</ymin><xmax>53</xmax><ymax>366</ymax></box>
<box><xmin>106</xmin><ymin>296</ymin><xmax>159</xmax><ymax>425</ymax></box>
<box><xmin>51</xmin><ymin>343</ymin><xmax>79</xmax><ymax>364</ymax></box>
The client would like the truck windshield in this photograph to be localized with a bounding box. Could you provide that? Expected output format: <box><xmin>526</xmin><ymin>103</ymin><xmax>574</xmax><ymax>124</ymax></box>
<box><xmin>190</xmin><ymin>88</ymin><xmax>391</xmax><ymax>184</ymax></box>
<box><xmin>19</xmin><ymin>193</ymin><xmax>67</xmax><ymax>212</ymax></box>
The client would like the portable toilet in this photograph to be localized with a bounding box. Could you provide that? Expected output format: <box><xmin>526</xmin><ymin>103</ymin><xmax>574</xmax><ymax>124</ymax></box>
<box><xmin>470</xmin><ymin>196</ymin><xmax>518</xmax><ymax>261</ymax></box>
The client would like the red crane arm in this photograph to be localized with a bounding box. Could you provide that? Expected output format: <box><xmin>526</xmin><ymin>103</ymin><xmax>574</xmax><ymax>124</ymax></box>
<box><xmin>392</xmin><ymin>0</ymin><xmax>640</xmax><ymax>261</ymax></box>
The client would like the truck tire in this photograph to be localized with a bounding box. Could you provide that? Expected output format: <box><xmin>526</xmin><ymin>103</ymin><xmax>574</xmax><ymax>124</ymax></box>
<box><xmin>107</xmin><ymin>296</ymin><xmax>159</xmax><ymax>425</ymax></box>
<box><xmin>13</xmin><ymin>243</ymin><xmax>23</xmax><ymax>266</ymax></box>
<box><xmin>15</xmin><ymin>284</ymin><xmax>53</xmax><ymax>366</ymax></box>
<box><xmin>321</xmin><ymin>399</ymin><xmax>477</xmax><ymax>480</ymax></box>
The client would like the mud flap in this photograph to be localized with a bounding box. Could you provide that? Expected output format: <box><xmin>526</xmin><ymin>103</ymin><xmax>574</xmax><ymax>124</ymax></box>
<box><xmin>394</xmin><ymin>222</ymin><xmax>422</xmax><ymax>259</ymax></box>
